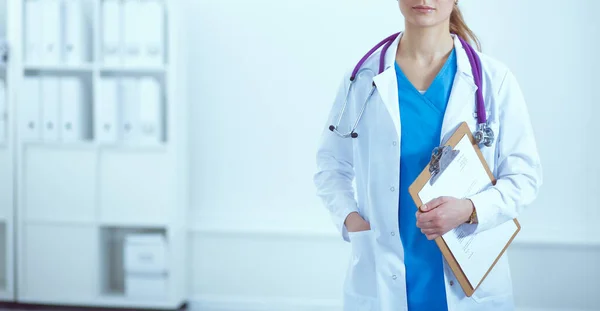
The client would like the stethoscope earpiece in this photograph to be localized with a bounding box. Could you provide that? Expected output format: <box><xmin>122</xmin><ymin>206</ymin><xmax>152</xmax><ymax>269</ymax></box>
<box><xmin>329</xmin><ymin>124</ymin><xmax>359</xmax><ymax>139</ymax></box>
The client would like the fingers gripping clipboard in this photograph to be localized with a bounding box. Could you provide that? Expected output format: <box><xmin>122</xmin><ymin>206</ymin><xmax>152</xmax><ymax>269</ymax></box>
<box><xmin>408</xmin><ymin>122</ymin><xmax>521</xmax><ymax>297</ymax></box>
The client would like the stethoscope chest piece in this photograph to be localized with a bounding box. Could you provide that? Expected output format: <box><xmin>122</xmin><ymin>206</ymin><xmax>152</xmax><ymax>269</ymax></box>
<box><xmin>474</xmin><ymin>123</ymin><xmax>495</xmax><ymax>147</ymax></box>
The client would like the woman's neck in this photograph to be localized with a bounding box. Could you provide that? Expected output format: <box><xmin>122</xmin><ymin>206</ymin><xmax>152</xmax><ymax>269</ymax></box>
<box><xmin>397</xmin><ymin>24</ymin><xmax>454</xmax><ymax>64</ymax></box>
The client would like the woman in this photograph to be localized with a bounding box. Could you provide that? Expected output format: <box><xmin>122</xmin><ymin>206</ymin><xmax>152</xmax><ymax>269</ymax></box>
<box><xmin>313</xmin><ymin>0</ymin><xmax>542</xmax><ymax>310</ymax></box>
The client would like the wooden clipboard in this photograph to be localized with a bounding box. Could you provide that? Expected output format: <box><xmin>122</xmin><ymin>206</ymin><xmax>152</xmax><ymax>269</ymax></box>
<box><xmin>408</xmin><ymin>121</ymin><xmax>521</xmax><ymax>297</ymax></box>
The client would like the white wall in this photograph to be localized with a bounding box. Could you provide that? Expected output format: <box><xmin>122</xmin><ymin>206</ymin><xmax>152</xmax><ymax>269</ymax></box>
<box><xmin>184</xmin><ymin>0</ymin><xmax>600</xmax><ymax>310</ymax></box>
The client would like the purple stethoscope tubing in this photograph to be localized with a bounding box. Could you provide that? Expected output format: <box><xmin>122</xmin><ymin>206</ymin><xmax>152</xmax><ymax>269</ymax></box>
<box><xmin>331</xmin><ymin>32</ymin><xmax>494</xmax><ymax>146</ymax></box>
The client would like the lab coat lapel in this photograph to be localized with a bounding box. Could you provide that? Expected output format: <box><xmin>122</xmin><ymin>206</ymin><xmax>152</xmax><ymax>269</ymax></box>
<box><xmin>372</xmin><ymin>33</ymin><xmax>402</xmax><ymax>139</ymax></box>
<box><xmin>440</xmin><ymin>35</ymin><xmax>478</xmax><ymax>143</ymax></box>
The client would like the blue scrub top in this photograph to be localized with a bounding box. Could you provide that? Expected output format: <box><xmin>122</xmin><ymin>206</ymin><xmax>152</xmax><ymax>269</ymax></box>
<box><xmin>395</xmin><ymin>48</ymin><xmax>457</xmax><ymax>311</ymax></box>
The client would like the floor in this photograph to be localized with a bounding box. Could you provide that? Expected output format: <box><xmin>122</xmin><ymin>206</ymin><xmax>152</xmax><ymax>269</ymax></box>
<box><xmin>0</xmin><ymin>303</ymin><xmax>188</xmax><ymax>311</ymax></box>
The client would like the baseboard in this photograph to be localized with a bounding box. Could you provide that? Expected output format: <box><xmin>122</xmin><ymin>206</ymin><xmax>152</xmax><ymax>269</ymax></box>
<box><xmin>189</xmin><ymin>226</ymin><xmax>600</xmax><ymax>248</ymax></box>
<box><xmin>188</xmin><ymin>296</ymin><xmax>596</xmax><ymax>311</ymax></box>
<box><xmin>188</xmin><ymin>295</ymin><xmax>341</xmax><ymax>311</ymax></box>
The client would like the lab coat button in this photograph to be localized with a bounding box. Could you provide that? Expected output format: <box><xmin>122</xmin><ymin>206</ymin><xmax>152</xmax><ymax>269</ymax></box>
<box><xmin>390</xmin><ymin>232</ymin><xmax>395</xmax><ymax>236</ymax></box>
<box><xmin>450</xmin><ymin>280</ymin><xmax>455</xmax><ymax>286</ymax></box>
<box><xmin>392</xmin><ymin>275</ymin><xmax>397</xmax><ymax>280</ymax></box>
<box><xmin>392</xmin><ymin>141</ymin><xmax>397</xmax><ymax>146</ymax></box>
<box><xmin>390</xmin><ymin>187</ymin><xmax>395</xmax><ymax>192</ymax></box>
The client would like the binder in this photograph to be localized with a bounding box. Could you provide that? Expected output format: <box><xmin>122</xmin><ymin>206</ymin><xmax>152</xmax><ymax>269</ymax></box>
<box><xmin>25</xmin><ymin>0</ymin><xmax>43</xmax><ymax>63</ymax></box>
<box><xmin>102</xmin><ymin>0</ymin><xmax>121</xmax><ymax>65</ymax></box>
<box><xmin>140</xmin><ymin>0</ymin><xmax>164</xmax><ymax>65</ymax></box>
<box><xmin>60</xmin><ymin>77</ymin><xmax>87</xmax><ymax>142</ymax></box>
<box><xmin>41</xmin><ymin>77</ymin><xmax>61</xmax><ymax>142</ymax></box>
<box><xmin>20</xmin><ymin>77</ymin><xmax>42</xmax><ymax>141</ymax></box>
<box><xmin>408</xmin><ymin>122</ymin><xmax>520</xmax><ymax>297</ymax></box>
<box><xmin>62</xmin><ymin>0</ymin><xmax>87</xmax><ymax>64</ymax></box>
<box><xmin>119</xmin><ymin>77</ymin><xmax>140</xmax><ymax>142</ymax></box>
<box><xmin>41</xmin><ymin>0</ymin><xmax>61</xmax><ymax>64</ymax></box>
<box><xmin>123</xmin><ymin>0</ymin><xmax>142</xmax><ymax>65</ymax></box>
<box><xmin>97</xmin><ymin>78</ymin><xmax>119</xmax><ymax>143</ymax></box>
<box><xmin>0</xmin><ymin>80</ymin><xmax>6</xmax><ymax>144</ymax></box>
<box><xmin>138</xmin><ymin>77</ymin><xmax>162</xmax><ymax>144</ymax></box>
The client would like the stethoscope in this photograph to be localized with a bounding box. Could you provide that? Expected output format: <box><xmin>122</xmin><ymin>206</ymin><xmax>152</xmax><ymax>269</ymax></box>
<box><xmin>328</xmin><ymin>32</ymin><xmax>495</xmax><ymax>147</ymax></box>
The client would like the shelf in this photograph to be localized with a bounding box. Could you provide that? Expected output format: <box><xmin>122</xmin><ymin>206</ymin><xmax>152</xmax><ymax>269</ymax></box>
<box><xmin>100</xmin><ymin>65</ymin><xmax>168</xmax><ymax>75</ymax></box>
<box><xmin>24</xmin><ymin>64</ymin><xmax>94</xmax><ymax>73</ymax></box>
<box><xmin>98</xmin><ymin>142</ymin><xmax>169</xmax><ymax>152</ymax></box>
<box><xmin>99</xmin><ymin>220</ymin><xmax>169</xmax><ymax>229</ymax></box>
<box><xmin>17</xmin><ymin>296</ymin><xmax>185</xmax><ymax>310</ymax></box>
<box><xmin>25</xmin><ymin>219</ymin><xmax>96</xmax><ymax>227</ymax></box>
<box><xmin>13</xmin><ymin>0</ymin><xmax>184</xmax><ymax>307</ymax></box>
<box><xmin>93</xmin><ymin>295</ymin><xmax>184</xmax><ymax>310</ymax></box>
<box><xmin>20</xmin><ymin>141</ymin><xmax>168</xmax><ymax>153</ymax></box>
<box><xmin>22</xmin><ymin>141</ymin><xmax>96</xmax><ymax>147</ymax></box>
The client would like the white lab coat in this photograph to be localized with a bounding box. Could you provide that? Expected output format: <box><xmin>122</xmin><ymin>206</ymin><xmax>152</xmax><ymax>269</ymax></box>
<box><xmin>313</xmin><ymin>32</ymin><xmax>542</xmax><ymax>311</ymax></box>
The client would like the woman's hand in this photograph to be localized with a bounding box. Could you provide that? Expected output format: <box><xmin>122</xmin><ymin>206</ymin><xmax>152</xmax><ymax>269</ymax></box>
<box><xmin>344</xmin><ymin>212</ymin><xmax>371</xmax><ymax>233</ymax></box>
<box><xmin>416</xmin><ymin>196</ymin><xmax>474</xmax><ymax>240</ymax></box>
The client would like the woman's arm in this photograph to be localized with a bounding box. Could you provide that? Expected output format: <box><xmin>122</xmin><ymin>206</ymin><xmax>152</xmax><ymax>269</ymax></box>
<box><xmin>416</xmin><ymin>68</ymin><xmax>543</xmax><ymax>238</ymax></box>
<box><xmin>467</xmin><ymin>68</ymin><xmax>543</xmax><ymax>234</ymax></box>
<box><xmin>313</xmin><ymin>75</ymin><xmax>361</xmax><ymax>242</ymax></box>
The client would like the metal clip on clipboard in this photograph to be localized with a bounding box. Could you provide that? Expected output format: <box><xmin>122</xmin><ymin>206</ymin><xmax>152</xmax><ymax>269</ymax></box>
<box><xmin>428</xmin><ymin>145</ymin><xmax>460</xmax><ymax>186</ymax></box>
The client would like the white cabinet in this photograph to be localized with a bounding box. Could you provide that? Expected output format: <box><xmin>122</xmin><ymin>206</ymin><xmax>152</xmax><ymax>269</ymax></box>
<box><xmin>0</xmin><ymin>0</ymin><xmax>15</xmax><ymax>302</ymax></box>
<box><xmin>21</xmin><ymin>224</ymin><xmax>98</xmax><ymax>303</ymax></box>
<box><xmin>9</xmin><ymin>0</ymin><xmax>189</xmax><ymax>308</ymax></box>
<box><xmin>24</xmin><ymin>147</ymin><xmax>96</xmax><ymax>223</ymax></box>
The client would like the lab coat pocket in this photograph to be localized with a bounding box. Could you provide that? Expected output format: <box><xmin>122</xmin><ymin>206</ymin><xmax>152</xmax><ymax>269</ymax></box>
<box><xmin>343</xmin><ymin>230</ymin><xmax>378</xmax><ymax>310</ymax></box>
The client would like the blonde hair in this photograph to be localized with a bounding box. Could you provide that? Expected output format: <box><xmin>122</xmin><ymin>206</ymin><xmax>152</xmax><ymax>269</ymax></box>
<box><xmin>450</xmin><ymin>4</ymin><xmax>481</xmax><ymax>51</ymax></box>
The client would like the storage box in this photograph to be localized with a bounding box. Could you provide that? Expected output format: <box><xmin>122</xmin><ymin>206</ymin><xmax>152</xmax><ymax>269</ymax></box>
<box><xmin>124</xmin><ymin>233</ymin><xmax>167</xmax><ymax>274</ymax></box>
<box><xmin>125</xmin><ymin>273</ymin><xmax>168</xmax><ymax>298</ymax></box>
<box><xmin>123</xmin><ymin>233</ymin><xmax>168</xmax><ymax>298</ymax></box>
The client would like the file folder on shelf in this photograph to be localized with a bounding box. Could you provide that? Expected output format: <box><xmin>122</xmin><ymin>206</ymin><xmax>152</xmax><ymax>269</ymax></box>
<box><xmin>0</xmin><ymin>80</ymin><xmax>6</xmax><ymax>144</ymax></box>
<box><xmin>138</xmin><ymin>77</ymin><xmax>162</xmax><ymax>144</ymax></box>
<box><xmin>97</xmin><ymin>78</ymin><xmax>119</xmax><ymax>143</ymax></box>
<box><xmin>21</xmin><ymin>77</ymin><xmax>42</xmax><ymax>141</ymax></box>
<box><xmin>25</xmin><ymin>0</ymin><xmax>43</xmax><ymax>63</ymax></box>
<box><xmin>41</xmin><ymin>0</ymin><xmax>61</xmax><ymax>64</ymax></box>
<box><xmin>140</xmin><ymin>0</ymin><xmax>165</xmax><ymax>65</ymax></box>
<box><xmin>62</xmin><ymin>0</ymin><xmax>88</xmax><ymax>64</ymax></box>
<box><xmin>102</xmin><ymin>0</ymin><xmax>122</xmax><ymax>65</ymax></box>
<box><xmin>119</xmin><ymin>78</ymin><xmax>140</xmax><ymax>142</ymax></box>
<box><xmin>60</xmin><ymin>77</ymin><xmax>88</xmax><ymax>142</ymax></box>
<box><xmin>41</xmin><ymin>77</ymin><xmax>61</xmax><ymax>142</ymax></box>
<box><xmin>123</xmin><ymin>0</ymin><xmax>143</xmax><ymax>65</ymax></box>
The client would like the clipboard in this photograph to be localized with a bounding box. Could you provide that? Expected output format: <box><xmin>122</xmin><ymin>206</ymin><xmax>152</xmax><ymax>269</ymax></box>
<box><xmin>408</xmin><ymin>121</ymin><xmax>521</xmax><ymax>297</ymax></box>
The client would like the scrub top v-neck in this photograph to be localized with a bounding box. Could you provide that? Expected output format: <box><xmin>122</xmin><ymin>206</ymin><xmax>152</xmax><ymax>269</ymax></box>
<box><xmin>395</xmin><ymin>48</ymin><xmax>457</xmax><ymax>311</ymax></box>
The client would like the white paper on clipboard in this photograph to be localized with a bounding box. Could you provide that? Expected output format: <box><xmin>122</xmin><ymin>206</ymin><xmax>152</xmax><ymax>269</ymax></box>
<box><xmin>418</xmin><ymin>135</ymin><xmax>518</xmax><ymax>289</ymax></box>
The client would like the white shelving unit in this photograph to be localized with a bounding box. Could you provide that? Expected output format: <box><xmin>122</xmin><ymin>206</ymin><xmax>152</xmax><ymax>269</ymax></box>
<box><xmin>9</xmin><ymin>0</ymin><xmax>189</xmax><ymax>309</ymax></box>
<box><xmin>0</xmin><ymin>0</ymin><xmax>16</xmax><ymax>302</ymax></box>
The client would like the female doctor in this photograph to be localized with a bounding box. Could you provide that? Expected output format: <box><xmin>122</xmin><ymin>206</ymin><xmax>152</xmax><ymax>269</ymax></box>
<box><xmin>313</xmin><ymin>0</ymin><xmax>542</xmax><ymax>310</ymax></box>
